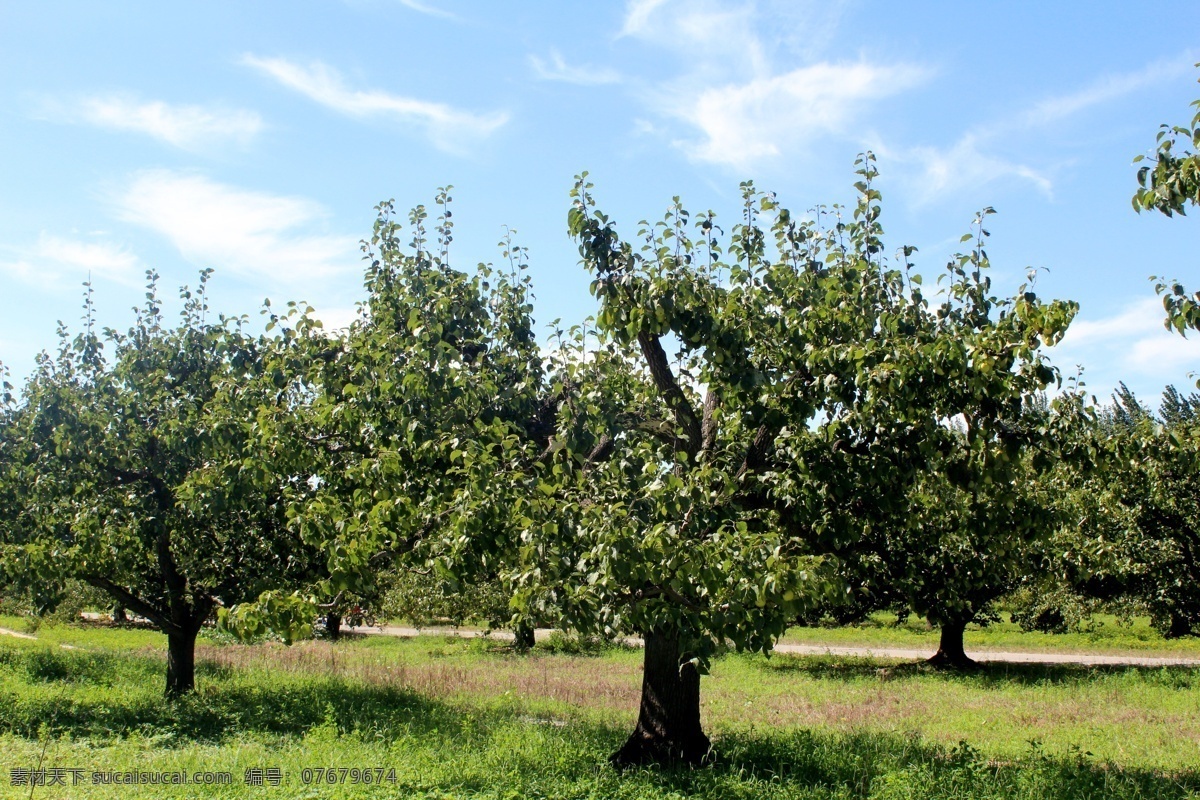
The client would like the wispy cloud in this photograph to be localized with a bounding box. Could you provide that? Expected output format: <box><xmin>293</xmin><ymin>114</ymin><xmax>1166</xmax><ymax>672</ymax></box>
<box><xmin>1050</xmin><ymin>295</ymin><xmax>1200</xmax><ymax>400</ymax></box>
<box><xmin>397</xmin><ymin>0</ymin><xmax>456</xmax><ymax>20</ymax></box>
<box><xmin>529</xmin><ymin>50</ymin><xmax>621</xmax><ymax>86</ymax></box>
<box><xmin>0</xmin><ymin>233</ymin><xmax>142</xmax><ymax>289</ymax></box>
<box><xmin>36</xmin><ymin>94</ymin><xmax>262</xmax><ymax>151</ymax></box>
<box><xmin>617</xmin><ymin>0</ymin><xmax>925</xmax><ymax>169</ymax></box>
<box><xmin>113</xmin><ymin>171</ymin><xmax>358</xmax><ymax>286</ymax></box>
<box><xmin>874</xmin><ymin>133</ymin><xmax>1053</xmax><ymax>205</ymax></box>
<box><xmin>886</xmin><ymin>55</ymin><xmax>1196</xmax><ymax>204</ymax></box>
<box><xmin>619</xmin><ymin>0</ymin><xmax>767</xmax><ymax>78</ymax></box>
<box><xmin>1018</xmin><ymin>57</ymin><xmax>1195</xmax><ymax>129</ymax></box>
<box><xmin>241</xmin><ymin>55</ymin><xmax>508</xmax><ymax>154</ymax></box>
<box><xmin>619</xmin><ymin>0</ymin><xmax>670</xmax><ymax>38</ymax></box>
<box><xmin>672</xmin><ymin>61</ymin><xmax>928</xmax><ymax>169</ymax></box>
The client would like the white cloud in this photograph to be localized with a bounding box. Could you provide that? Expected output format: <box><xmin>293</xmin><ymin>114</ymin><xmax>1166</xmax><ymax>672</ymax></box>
<box><xmin>616</xmin><ymin>1</ymin><xmax>925</xmax><ymax>169</ymax></box>
<box><xmin>529</xmin><ymin>50</ymin><xmax>621</xmax><ymax>86</ymax></box>
<box><xmin>1018</xmin><ymin>57</ymin><xmax>1195</xmax><ymax>129</ymax></box>
<box><xmin>113</xmin><ymin>171</ymin><xmax>358</xmax><ymax>286</ymax></box>
<box><xmin>311</xmin><ymin>305</ymin><xmax>361</xmax><ymax>333</ymax></box>
<box><xmin>672</xmin><ymin>61</ymin><xmax>928</xmax><ymax>169</ymax></box>
<box><xmin>0</xmin><ymin>233</ymin><xmax>141</xmax><ymax>289</ymax></box>
<box><xmin>878</xmin><ymin>133</ymin><xmax>1053</xmax><ymax>205</ymax></box>
<box><xmin>882</xmin><ymin>55</ymin><xmax>1196</xmax><ymax>204</ymax></box>
<box><xmin>620</xmin><ymin>0</ymin><xmax>767</xmax><ymax>78</ymax></box>
<box><xmin>39</xmin><ymin>94</ymin><xmax>262</xmax><ymax>151</ymax></box>
<box><xmin>1050</xmin><ymin>296</ymin><xmax>1200</xmax><ymax>399</ymax></box>
<box><xmin>397</xmin><ymin>0</ymin><xmax>455</xmax><ymax>19</ymax></box>
<box><xmin>241</xmin><ymin>55</ymin><xmax>508</xmax><ymax>154</ymax></box>
<box><xmin>619</xmin><ymin>0</ymin><xmax>670</xmax><ymax>38</ymax></box>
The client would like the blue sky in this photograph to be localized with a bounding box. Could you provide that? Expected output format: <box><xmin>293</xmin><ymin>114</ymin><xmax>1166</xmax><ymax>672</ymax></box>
<box><xmin>1</xmin><ymin>1</ymin><xmax>1198</xmax><ymax>405</ymax></box>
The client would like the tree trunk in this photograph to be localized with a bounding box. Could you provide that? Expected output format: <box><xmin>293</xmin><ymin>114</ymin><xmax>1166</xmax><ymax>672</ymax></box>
<box><xmin>927</xmin><ymin>617</ymin><xmax>979</xmax><ymax>670</ymax></box>
<box><xmin>1166</xmin><ymin>612</ymin><xmax>1193</xmax><ymax>639</ymax></box>
<box><xmin>165</xmin><ymin>628</ymin><xmax>198</xmax><ymax>697</ymax></box>
<box><xmin>512</xmin><ymin>619</ymin><xmax>536</xmax><ymax>650</ymax></box>
<box><xmin>610</xmin><ymin>627</ymin><xmax>711</xmax><ymax>767</ymax></box>
<box><xmin>112</xmin><ymin>604</ymin><xmax>127</xmax><ymax>624</ymax></box>
<box><xmin>325</xmin><ymin>613</ymin><xmax>342</xmax><ymax>641</ymax></box>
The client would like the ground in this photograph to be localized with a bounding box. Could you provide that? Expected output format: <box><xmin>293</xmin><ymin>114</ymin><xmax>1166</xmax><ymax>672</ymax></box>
<box><xmin>1</xmin><ymin>614</ymin><xmax>1199</xmax><ymax>799</ymax></box>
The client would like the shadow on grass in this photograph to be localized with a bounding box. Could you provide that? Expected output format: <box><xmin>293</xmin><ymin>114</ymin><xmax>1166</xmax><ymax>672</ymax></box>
<box><xmin>5</xmin><ymin>645</ymin><xmax>1200</xmax><ymax>799</ymax></box>
<box><xmin>749</xmin><ymin>651</ymin><xmax>1200</xmax><ymax>689</ymax></box>
<box><xmin>0</xmin><ymin>645</ymin><xmax>490</xmax><ymax>744</ymax></box>
<box><xmin>609</xmin><ymin>729</ymin><xmax>1200</xmax><ymax>800</ymax></box>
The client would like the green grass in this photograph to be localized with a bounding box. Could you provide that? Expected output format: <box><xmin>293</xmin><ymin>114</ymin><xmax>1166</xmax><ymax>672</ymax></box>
<box><xmin>2</xmin><ymin>623</ymin><xmax>1200</xmax><ymax>798</ymax></box>
<box><xmin>779</xmin><ymin>613</ymin><xmax>1200</xmax><ymax>658</ymax></box>
<box><xmin>0</xmin><ymin>613</ymin><xmax>168</xmax><ymax>651</ymax></box>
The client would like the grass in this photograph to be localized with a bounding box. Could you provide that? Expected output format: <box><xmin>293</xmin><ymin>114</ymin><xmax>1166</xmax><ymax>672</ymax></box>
<box><xmin>778</xmin><ymin>612</ymin><xmax>1200</xmax><ymax>658</ymax></box>
<box><xmin>2</xmin><ymin>620</ymin><xmax>1200</xmax><ymax>798</ymax></box>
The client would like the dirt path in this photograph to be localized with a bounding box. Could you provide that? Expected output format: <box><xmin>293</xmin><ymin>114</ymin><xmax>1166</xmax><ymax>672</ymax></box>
<box><xmin>21</xmin><ymin>617</ymin><xmax>1200</xmax><ymax>667</ymax></box>
<box><xmin>355</xmin><ymin>624</ymin><xmax>1200</xmax><ymax>668</ymax></box>
<box><xmin>0</xmin><ymin>626</ymin><xmax>80</xmax><ymax>649</ymax></box>
<box><xmin>0</xmin><ymin>626</ymin><xmax>37</xmax><ymax>640</ymax></box>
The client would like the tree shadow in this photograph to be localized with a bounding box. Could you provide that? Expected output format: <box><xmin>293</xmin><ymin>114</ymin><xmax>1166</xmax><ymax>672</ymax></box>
<box><xmin>747</xmin><ymin>651</ymin><xmax>1200</xmax><ymax>689</ymax></box>
<box><xmin>0</xmin><ymin>645</ymin><xmax>497</xmax><ymax>744</ymax></box>
<box><xmin>631</xmin><ymin>729</ymin><xmax>1200</xmax><ymax>800</ymax></box>
<box><xmin>17</xmin><ymin>677</ymin><xmax>502</xmax><ymax>745</ymax></box>
<box><xmin>6</xmin><ymin>644</ymin><xmax>1200</xmax><ymax>799</ymax></box>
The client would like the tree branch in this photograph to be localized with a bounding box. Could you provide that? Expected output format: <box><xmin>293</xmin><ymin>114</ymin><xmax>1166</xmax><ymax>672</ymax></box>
<box><xmin>701</xmin><ymin>388</ymin><xmax>719</xmax><ymax>453</ymax></box>
<box><xmin>735</xmin><ymin>423</ymin><xmax>776</xmax><ymax>481</ymax></box>
<box><xmin>636</xmin><ymin>331</ymin><xmax>702</xmax><ymax>457</ymax></box>
<box><xmin>80</xmin><ymin>575</ymin><xmax>174</xmax><ymax>634</ymax></box>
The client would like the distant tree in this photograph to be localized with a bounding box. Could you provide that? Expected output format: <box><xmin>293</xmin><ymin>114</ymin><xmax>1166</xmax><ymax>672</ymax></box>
<box><xmin>224</xmin><ymin>191</ymin><xmax>553</xmax><ymax>650</ymax></box>
<box><xmin>1078</xmin><ymin>385</ymin><xmax>1200</xmax><ymax>637</ymax></box>
<box><xmin>1133</xmin><ymin>65</ymin><xmax>1200</xmax><ymax>337</ymax></box>
<box><xmin>0</xmin><ymin>274</ymin><xmax>308</xmax><ymax>696</ymax></box>
<box><xmin>784</xmin><ymin>215</ymin><xmax>1077</xmax><ymax>670</ymax></box>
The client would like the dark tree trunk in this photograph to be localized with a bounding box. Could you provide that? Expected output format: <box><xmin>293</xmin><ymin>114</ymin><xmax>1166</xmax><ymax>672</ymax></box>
<box><xmin>610</xmin><ymin>627</ymin><xmax>711</xmax><ymax>767</ymax></box>
<box><xmin>325</xmin><ymin>613</ymin><xmax>342</xmax><ymax>641</ymax></box>
<box><xmin>1165</xmin><ymin>612</ymin><xmax>1193</xmax><ymax>639</ymax></box>
<box><xmin>927</xmin><ymin>617</ymin><xmax>979</xmax><ymax>670</ymax></box>
<box><xmin>112</xmin><ymin>604</ymin><xmax>127</xmax><ymax>624</ymax></box>
<box><xmin>165</xmin><ymin>628</ymin><xmax>198</xmax><ymax>697</ymax></box>
<box><xmin>512</xmin><ymin>619</ymin><xmax>536</xmax><ymax>650</ymax></box>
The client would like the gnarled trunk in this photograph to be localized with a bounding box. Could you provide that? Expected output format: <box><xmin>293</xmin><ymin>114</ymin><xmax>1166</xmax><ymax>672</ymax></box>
<box><xmin>927</xmin><ymin>617</ymin><xmax>978</xmax><ymax>670</ymax></box>
<box><xmin>611</xmin><ymin>627</ymin><xmax>711</xmax><ymax>767</ymax></box>
<box><xmin>165</xmin><ymin>628</ymin><xmax>198</xmax><ymax>697</ymax></box>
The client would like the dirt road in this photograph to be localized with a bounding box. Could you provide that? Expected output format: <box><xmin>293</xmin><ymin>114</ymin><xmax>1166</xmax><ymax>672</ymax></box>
<box><xmin>356</xmin><ymin>624</ymin><xmax>1200</xmax><ymax>668</ymax></box>
<box><xmin>8</xmin><ymin>619</ymin><xmax>1199</xmax><ymax>667</ymax></box>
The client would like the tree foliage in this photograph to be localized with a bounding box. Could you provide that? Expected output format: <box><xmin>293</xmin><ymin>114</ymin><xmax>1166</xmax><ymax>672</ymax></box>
<box><xmin>1133</xmin><ymin>65</ymin><xmax>1200</xmax><ymax>336</ymax></box>
<box><xmin>0</xmin><ymin>273</ymin><xmax>307</xmax><ymax>695</ymax></box>
<box><xmin>514</xmin><ymin>154</ymin><xmax>1077</xmax><ymax>761</ymax></box>
<box><xmin>1050</xmin><ymin>385</ymin><xmax>1200</xmax><ymax>637</ymax></box>
<box><xmin>224</xmin><ymin>190</ymin><xmax>551</xmax><ymax>643</ymax></box>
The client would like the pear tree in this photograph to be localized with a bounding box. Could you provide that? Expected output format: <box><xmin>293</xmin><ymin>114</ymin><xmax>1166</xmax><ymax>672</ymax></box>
<box><xmin>0</xmin><ymin>274</ymin><xmax>308</xmax><ymax>695</ymax></box>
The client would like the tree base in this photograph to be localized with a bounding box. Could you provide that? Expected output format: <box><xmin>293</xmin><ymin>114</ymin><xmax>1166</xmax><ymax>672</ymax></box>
<box><xmin>1164</xmin><ymin>614</ymin><xmax>1194</xmax><ymax>639</ymax></box>
<box><xmin>609</xmin><ymin>727</ymin><xmax>713</xmax><ymax>768</ymax></box>
<box><xmin>925</xmin><ymin>649</ymin><xmax>980</xmax><ymax>671</ymax></box>
<box><xmin>610</xmin><ymin>627</ymin><xmax>713</xmax><ymax>768</ymax></box>
<box><xmin>512</xmin><ymin>621</ymin><xmax>536</xmax><ymax>651</ymax></box>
